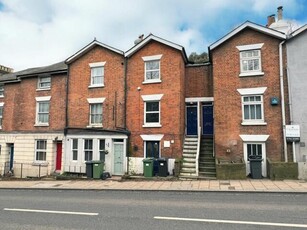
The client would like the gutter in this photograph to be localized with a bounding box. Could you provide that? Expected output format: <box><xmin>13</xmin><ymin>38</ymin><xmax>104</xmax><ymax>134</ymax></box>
<box><xmin>279</xmin><ymin>40</ymin><xmax>287</xmax><ymax>162</ymax></box>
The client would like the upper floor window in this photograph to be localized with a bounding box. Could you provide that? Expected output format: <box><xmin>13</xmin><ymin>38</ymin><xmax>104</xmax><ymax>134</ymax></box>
<box><xmin>35</xmin><ymin>96</ymin><xmax>51</xmax><ymax>126</ymax></box>
<box><xmin>142</xmin><ymin>55</ymin><xmax>162</xmax><ymax>84</ymax></box>
<box><xmin>0</xmin><ymin>84</ymin><xmax>4</xmax><ymax>97</ymax></box>
<box><xmin>242</xmin><ymin>95</ymin><xmax>263</xmax><ymax>121</ymax></box>
<box><xmin>237</xmin><ymin>87</ymin><xmax>267</xmax><ymax>126</ymax></box>
<box><xmin>236</xmin><ymin>43</ymin><xmax>264</xmax><ymax>77</ymax></box>
<box><xmin>87</xmin><ymin>98</ymin><xmax>105</xmax><ymax>127</ymax></box>
<box><xmin>38</xmin><ymin>76</ymin><xmax>51</xmax><ymax>90</ymax></box>
<box><xmin>90</xmin><ymin>103</ymin><xmax>102</xmax><ymax>125</ymax></box>
<box><xmin>0</xmin><ymin>103</ymin><xmax>3</xmax><ymax>128</ymax></box>
<box><xmin>141</xmin><ymin>94</ymin><xmax>163</xmax><ymax>127</ymax></box>
<box><xmin>89</xmin><ymin>62</ymin><xmax>105</xmax><ymax>88</ymax></box>
<box><xmin>35</xmin><ymin>139</ymin><xmax>47</xmax><ymax>162</ymax></box>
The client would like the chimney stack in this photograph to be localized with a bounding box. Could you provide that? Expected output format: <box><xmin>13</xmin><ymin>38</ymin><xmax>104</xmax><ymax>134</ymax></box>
<box><xmin>277</xmin><ymin>6</ymin><xmax>283</xmax><ymax>21</ymax></box>
<box><xmin>267</xmin><ymin>14</ymin><xmax>275</xmax><ymax>27</ymax></box>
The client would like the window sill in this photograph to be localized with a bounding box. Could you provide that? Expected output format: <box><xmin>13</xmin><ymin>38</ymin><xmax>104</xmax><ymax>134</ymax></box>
<box><xmin>239</xmin><ymin>72</ymin><xmax>264</xmax><ymax>77</ymax></box>
<box><xmin>142</xmin><ymin>124</ymin><xmax>162</xmax><ymax>128</ymax></box>
<box><xmin>34</xmin><ymin>123</ymin><xmax>49</xmax><ymax>127</ymax></box>
<box><xmin>88</xmin><ymin>85</ymin><xmax>104</xmax><ymax>89</ymax></box>
<box><xmin>0</xmin><ymin>95</ymin><xmax>4</xmax><ymax>98</ymax></box>
<box><xmin>241</xmin><ymin>122</ymin><xmax>267</xmax><ymax>126</ymax></box>
<box><xmin>142</xmin><ymin>80</ymin><xmax>162</xmax><ymax>84</ymax></box>
<box><xmin>87</xmin><ymin>125</ymin><xmax>103</xmax><ymax>128</ymax></box>
<box><xmin>36</xmin><ymin>88</ymin><xmax>51</xmax><ymax>91</ymax></box>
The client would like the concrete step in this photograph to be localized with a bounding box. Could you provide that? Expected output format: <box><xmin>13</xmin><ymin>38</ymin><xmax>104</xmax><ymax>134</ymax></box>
<box><xmin>182</xmin><ymin>162</ymin><xmax>196</xmax><ymax>168</ymax></box>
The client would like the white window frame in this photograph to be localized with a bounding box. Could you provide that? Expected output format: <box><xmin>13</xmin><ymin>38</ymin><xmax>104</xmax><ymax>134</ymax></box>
<box><xmin>72</xmin><ymin>139</ymin><xmax>78</xmax><ymax>161</ymax></box>
<box><xmin>237</xmin><ymin>43</ymin><xmax>264</xmax><ymax>77</ymax></box>
<box><xmin>35</xmin><ymin>139</ymin><xmax>47</xmax><ymax>162</ymax></box>
<box><xmin>37</xmin><ymin>76</ymin><xmax>51</xmax><ymax>90</ymax></box>
<box><xmin>87</xmin><ymin>98</ymin><xmax>105</xmax><ymax>127</ymax></box>
<box><xmin>0</xmin><ymin>102</ymin><xmax>4</xmax><ymax>129</ymax></box>
<box><xmin>141</xmin><ymin>94</ymin><xmax>163</xmax><ymax>127</ymax></box>
<box><xmin>84</xmin><ymin>139</ymin><xmax>93</xmax><ymax>162</ymax></box>
<box><xmin>237</xmin><ymin>87</ymin><xmax>267</xmax><ymax>125</ymax></box>
<box><xmin>89</xmin><ymin>62</ymin><xmax>106</xmax><ymax>88</ymax></box>
<box><xmin>35</xmin><ymin>96</ymin><xmax>51</xmax><ymax>126</ymax></box>
<box><xmin>142</xmin><ymin>55</ymin><xmax>162</xmax><ymax>84</ymax></box>
<box><xmin>0</xmin><ymin>84</ymin><xmax>4</xmax><ymax>97</ymax></box>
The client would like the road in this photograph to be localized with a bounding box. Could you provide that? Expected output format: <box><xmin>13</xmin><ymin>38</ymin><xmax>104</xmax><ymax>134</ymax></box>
<box><xmin>0</xmin><ymin>189</ymin><xmax>306</xmax><ymax>229</ymax></box>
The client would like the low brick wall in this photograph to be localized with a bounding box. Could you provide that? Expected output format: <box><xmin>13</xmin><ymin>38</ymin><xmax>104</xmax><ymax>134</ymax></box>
<box><xmin>267</xmin><ymin>158</ymin><xmax>298</xmax><ymax>180</ymax></box>
<box><xmin>216</xmin><ymin>159</ymin><xmax>246</xmax><ymax>180</ymax></box>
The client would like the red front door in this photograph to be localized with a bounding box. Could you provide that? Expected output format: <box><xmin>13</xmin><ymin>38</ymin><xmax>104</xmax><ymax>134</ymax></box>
<box><xmin>56</xmin><ymin>142</ymin><xmax>62</xmax><ymax>171</ymax></box>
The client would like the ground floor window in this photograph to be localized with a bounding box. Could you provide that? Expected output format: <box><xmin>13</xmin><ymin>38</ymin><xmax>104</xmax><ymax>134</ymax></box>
<box><xmin>35</xmin><ymin>139</ymin><xmax>47</xmax><ymax>161</ymax></box>
<box><xmin>145</xmin><ymin>141</ymin><xmax>160</xmax><ymax>158</ymax></box>
<box><xmin>72</xmin><ymin>139</ymin><xmax>78</xmax><ymax>161</ymax></box>
<box><xmin>99</xmin><ymin>139</ymin><xmax>106</xmax><ymax>161</ymax></box>
<box><xmin>247</xmin><ymin>143</ymin><xmax>262</xmax><ymax>159</ymax></box>
<box><xmin>84</xmin><ymin>139</ymin><xmax>93</xmax><ymax>161</ymax></box>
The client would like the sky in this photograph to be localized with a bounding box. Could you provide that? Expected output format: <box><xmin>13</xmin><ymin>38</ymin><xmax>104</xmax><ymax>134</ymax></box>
<box><xmin>0</xmin><ymin>0</ymin><xmax>306</xmax><ymax>71</ymax></box>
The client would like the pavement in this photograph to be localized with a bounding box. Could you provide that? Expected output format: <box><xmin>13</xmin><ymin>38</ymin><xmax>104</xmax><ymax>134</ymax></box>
<box><xmin>0</xmin><ymin>177</ymin><xmax>307</xmax><ymax>193</ymax></box>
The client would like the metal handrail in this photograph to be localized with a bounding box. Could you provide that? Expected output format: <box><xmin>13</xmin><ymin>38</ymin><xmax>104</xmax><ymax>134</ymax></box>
<box><xmin>195</xmin><ymin>126</ymin><xmax>201</xmax><ymax>176</ymax></box>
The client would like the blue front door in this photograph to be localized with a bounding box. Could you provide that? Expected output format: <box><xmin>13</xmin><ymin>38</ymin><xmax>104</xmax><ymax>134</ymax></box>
<box><xmin>187</xmin><ymin>106</ymin><xmax>198</xmax><ymax>135</ymax></box>
<box><xmin>202</xmin><ymin>105</ymin><xmax>213</xmax><ymax>136</ymax></box>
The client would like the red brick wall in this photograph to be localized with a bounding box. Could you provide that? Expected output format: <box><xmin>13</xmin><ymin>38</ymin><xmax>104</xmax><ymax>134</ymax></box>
<box><xmin>126</xmin><ymin>41</ymin><xmax>186</xmax><ymax>158</ymax></box>
<box><xmin>67</xmin><ymin>46</ymin><xmax>125</xmax><ymax>129</ymax></box>
<box><xmin>212</xmin><ymin>28</ymin><xmax>286</xmax><ymax>162</ymax></box>
<box><xmin>185</xmin><ymin>64</ymin><xmax>213</xmax><ymax>97</ymax></box>
<box><xmin>2</xmin><ymin>74</ymin><xmax>66</xmax><ymax>132</ymax></box>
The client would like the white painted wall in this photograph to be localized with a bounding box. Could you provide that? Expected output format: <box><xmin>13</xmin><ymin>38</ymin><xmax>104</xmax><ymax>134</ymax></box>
<box><xmin>128</xmin><ymin>157</ymin><xmax>175</xmax><ymax>175</ymax></box>
<box><xmin>0</xmin><ymin>133</ymin><xmax>64</xmax><ymax>178</ymax></box>
<box><xmin>64</xmin><ymin>134</ymin><xmax>127</xmax><ymax>176</ymax></box>
<box><xmin>287</xmin><ymin>30</ymin><xmax>307</xmax><ymax>178</ymax></box>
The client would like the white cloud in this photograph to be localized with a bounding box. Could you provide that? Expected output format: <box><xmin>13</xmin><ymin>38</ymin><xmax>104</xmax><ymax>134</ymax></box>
<box><xmin>0</xmin><ymin>0</ymin><xmax>305</xmax><ymax>71</ymax></box>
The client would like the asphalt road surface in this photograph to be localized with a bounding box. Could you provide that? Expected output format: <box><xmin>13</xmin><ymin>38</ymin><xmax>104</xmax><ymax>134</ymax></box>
<box><xmin>0</xmin><ymin>189</ymin><xmax>306</xmax><ymax>229</ymax></box>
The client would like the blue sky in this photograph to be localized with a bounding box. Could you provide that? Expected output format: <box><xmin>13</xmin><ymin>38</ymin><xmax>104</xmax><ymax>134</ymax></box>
<box><xmin>0</xmin><ymin>0</ymin><xmax>306</xmax><ymax>71</ymax></box>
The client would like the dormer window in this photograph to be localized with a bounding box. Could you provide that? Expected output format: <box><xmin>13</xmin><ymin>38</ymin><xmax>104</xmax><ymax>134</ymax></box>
<box><xmin>38</xmin><ymin>76</ymin><xmax>51</xmax><ymax>90</ymax></box>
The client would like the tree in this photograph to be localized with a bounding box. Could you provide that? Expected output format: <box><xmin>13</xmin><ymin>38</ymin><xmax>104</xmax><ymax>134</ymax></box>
<box><xmin>188</xmin><ymin>51</ymin><xmax>208</xmax><ymax>63</ymax></box>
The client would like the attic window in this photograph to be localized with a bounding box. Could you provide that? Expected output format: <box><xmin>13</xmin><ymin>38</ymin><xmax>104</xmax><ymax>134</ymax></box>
<box><xmin>142</xmin><ymin>55</ymin><xmax>162</xmax><ymax>84</ymax></box>
<box><xmin>236</xmin><ymin>43</ymin><xmax>264</xmax><ymax>77</ymax></box>
<box><xmin>37</xmin><ymin>76</ymin><xmax>51</xmax><ymax>90</ymax></box>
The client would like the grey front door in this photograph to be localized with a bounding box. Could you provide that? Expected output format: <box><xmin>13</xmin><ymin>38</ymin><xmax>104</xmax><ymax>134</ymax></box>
<box><xmin>113</xmin><ymin>141</ymin><xmax>124</xmax><ymax>175</ymax></box>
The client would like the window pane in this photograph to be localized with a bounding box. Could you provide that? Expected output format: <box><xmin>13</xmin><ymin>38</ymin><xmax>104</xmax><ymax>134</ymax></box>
<box><xmin>256</xmin><ymin>104</ymin><xmax>262</xmax><ymax>119</ymax></box>
<box><xmin>244</xmin><ymin>105</ymin><xmax>249</xmax><ymax>119</ymax></box>
<box><xmin>99</xmin><ymin>139</ymin><xmax>105</xmax><ymax>151</ymax></box>
<box><xmin>146</xmin><ymin>61</ymin><xmax>159</xmax><ymax>70</ymax></box>
<box><xmin>146</xmin><ymin>113</ymin><xmax>159</xmax><ymax>122</ymax></box>
<box><xmin>146</xmin><ymin>102</ymin><xmax>159</xmax><ymax>111</ymax></box>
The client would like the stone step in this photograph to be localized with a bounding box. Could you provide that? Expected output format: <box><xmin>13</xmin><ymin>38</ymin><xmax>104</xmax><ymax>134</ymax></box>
<box><xmin>184</xmin><ymin>145</ymin><xmax>197</xmax><ymax>149</ymax></box>
<box><xmin>182</xmin><ymin>162</ymin><xmax>196</xmax><ymax>168</ymax></box>
<box><xmin>183</xmin><ymin>158</ymin><xmax>196</xmax><ymax>163</ymax></box>
<box><xmin>181</xmin><ymin>168</ymin><xmax>196</xmax><ymax>174</ymax></box>
<box><xmin>183</xmin><ymin>153</ymin><xmax>196</xmax><ymax>158</ymax></box>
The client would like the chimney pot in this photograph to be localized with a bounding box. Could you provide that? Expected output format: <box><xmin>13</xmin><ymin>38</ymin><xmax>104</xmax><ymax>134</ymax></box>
<box><xmin>277</xmin><ymin>6</ymin><xmax>283</xmax><ymax>21</ymax></box>
<box><xmin>267</xmin><ymin>14</ymin><xmax>275</xmax><ymax>27</ymax></box>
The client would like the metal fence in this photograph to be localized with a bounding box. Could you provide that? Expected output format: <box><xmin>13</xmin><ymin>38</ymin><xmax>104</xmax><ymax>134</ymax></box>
<box><xmin>2</xmin><ymin>162</ymin><xmax>49</xmax><ymax>179</ymax></box>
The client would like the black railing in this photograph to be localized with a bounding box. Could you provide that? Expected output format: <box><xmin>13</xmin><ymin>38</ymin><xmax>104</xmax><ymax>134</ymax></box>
<box><xmin>2</xmin><ymin>162</ymin><xmax>49</xmax><ymax>179</ymax></box>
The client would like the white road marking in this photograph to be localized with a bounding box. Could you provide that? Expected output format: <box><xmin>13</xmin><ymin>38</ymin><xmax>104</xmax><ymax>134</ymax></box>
<box><xmin>154</xmin><ymin>216</ymin><xmax>307</xmax><ymax>228</ymax></box>
<box><xmin>4</xmin><ymin>208</ymin><xmax>98</xmax><ymax>216</ymax></box>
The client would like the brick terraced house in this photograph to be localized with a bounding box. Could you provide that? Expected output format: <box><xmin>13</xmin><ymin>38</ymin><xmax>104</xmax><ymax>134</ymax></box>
<box><xmin>0</xmin><ymin>7</ymin><xmax>305</xmax><ymax>179</ymax></box>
